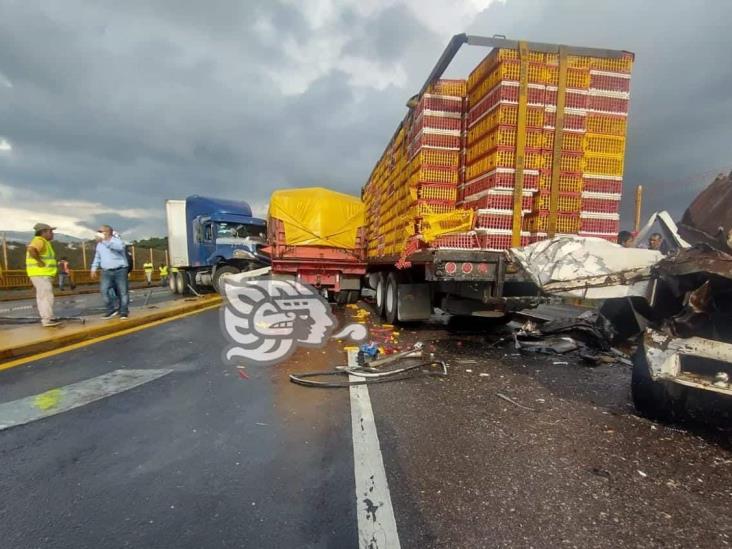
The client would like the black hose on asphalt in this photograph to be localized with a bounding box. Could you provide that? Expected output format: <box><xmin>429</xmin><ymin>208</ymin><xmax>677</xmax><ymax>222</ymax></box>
<box><xmin>289</xmin><ymin>360</ymin><xmax>447</xmax><ymax>388</ymax></box>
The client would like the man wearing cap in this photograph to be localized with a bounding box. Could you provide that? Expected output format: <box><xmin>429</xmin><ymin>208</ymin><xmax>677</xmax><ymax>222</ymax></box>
<box><xmin>26</xmin><ymin>223</ymin><xmax>60</xmax><ymax>327</ymax></box>
<box><xmin>90</xmin><ymin>224</ymin><xmax>130</xmax><ymax>320</ymax></box>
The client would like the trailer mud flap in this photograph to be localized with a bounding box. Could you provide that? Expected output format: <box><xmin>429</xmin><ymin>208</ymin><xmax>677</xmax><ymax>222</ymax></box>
<box><xmin>397</xmin><ymin>283</ymin><xmax>432</xmax><ymax>321</ymax></box>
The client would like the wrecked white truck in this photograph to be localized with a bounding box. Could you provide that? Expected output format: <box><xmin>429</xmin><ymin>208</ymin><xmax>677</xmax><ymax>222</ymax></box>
<box><xmin>511</xmin><ymin>231</ymin><xmax>732</xmax><ymax>422</ymax></box>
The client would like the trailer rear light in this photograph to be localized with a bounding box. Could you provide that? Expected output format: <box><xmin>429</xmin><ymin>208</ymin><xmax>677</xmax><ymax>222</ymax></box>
<box><xmin>445</xmin><ymin>261</ymin><xmax>457</xmax><ymax>274</ymax></box>
<box><xmin>477</xmin><ymin>262</ymin><xmax>489</xmax><ymax>273</ymax></box>
<box><xmin>461</xmin><ymin>262</ymin><xmax>474</xmax><ymax>274</ymax></box>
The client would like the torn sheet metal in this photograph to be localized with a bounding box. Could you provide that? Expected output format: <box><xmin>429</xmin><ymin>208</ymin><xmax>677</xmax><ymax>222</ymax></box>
<box><xmin>510</xmin><ymin>236</ymin><xmax>663</xmax><ymax>299</ymax></box>
<box><xmin>634</xmin><ymin>210</ymin><xmax>691</xmax><ymax>251</ymax></box>
<box><xmin>643</xmin><ymin>328</ymin><xmax>732</xmax><ymax>396</ymax></box>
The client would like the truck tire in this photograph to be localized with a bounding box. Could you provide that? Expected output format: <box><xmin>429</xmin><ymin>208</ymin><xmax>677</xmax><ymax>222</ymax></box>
<box><xmin>631</xmin><ymin>340</ymin><xmax>679</xmax><ymax>422</ymax></box>
<box><xmin>174</xmin><ymin>271</ymin><xmax>188</xmax><ymax>295</ymax></box>
<box><xmin>375</xmin><ymin>273</ymin><xmax>387</xmax><ymax>319</ymax></box>
<box><xmin>347</xmin><ymin>289</ymin><xmax>360</xmax><ymax>304</ymax></box>
<box><xmin>213</xmin><ymin>265</ymin><xmax>240</xmax><ymax>294</ymax></box>
<box><xmin>169</xmin><ymin>273</ymin><xmax>178</xmax><ymax>294</ymax></box>
<box><xmin>384</xmin><ymin>272</ymin><xmax>399</xmax><ymax>324</ymax></box>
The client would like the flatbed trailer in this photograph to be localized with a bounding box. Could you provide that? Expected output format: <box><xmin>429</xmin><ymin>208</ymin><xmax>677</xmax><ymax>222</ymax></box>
<box><xmin>365</xmin><ymin>34</ymin><xmax>633</xmax><ymax>323</ymax></box>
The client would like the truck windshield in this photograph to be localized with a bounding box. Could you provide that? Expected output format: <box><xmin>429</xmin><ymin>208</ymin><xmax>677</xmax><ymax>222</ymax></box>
<box><xmin>216</xmin><ymin>222</ymin><xmax>266</xmax><ymax>239</ymax></box>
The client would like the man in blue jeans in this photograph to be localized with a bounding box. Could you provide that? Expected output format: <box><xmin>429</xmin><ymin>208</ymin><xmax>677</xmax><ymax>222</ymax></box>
<box><xmin>90</xmin><ymin>224</ymin><xmax>129</xmax><ymax>319</ymax></box>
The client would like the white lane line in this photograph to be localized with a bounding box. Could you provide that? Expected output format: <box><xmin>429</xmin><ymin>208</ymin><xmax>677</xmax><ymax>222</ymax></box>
<box><xmin>0</xmin><ymin>368</ymin><xmax>173</xmax><ymax>431</ymax></box>
<box><xmin>350</xmin><ymin>377</ymin><xmax>401</xmax><ymax>549</ymax></box>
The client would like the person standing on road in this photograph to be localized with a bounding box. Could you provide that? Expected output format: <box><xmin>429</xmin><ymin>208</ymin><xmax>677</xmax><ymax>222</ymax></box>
<box><xmin>90</xmin><ymin>225</ymin><xmax>130</xmax><ymax>320</ymax></box>
<box><xmin>57</xmin><ymin>256</ymin><xmax>76</xmax><ymax>291</ymax></box>
<box><xmin>26</xmin><ymin>223</ymin><xmax>60</xmax><ymax>327</ymax></box>
<box><xmin>159</xmin><ymin>264</ymin><xmax>169</xmax><ymax>287</ymax></box>
<box><xmin>143</xmin><ymin>259</ymin><xmax>154</xmax><ymax>287</ymax></box>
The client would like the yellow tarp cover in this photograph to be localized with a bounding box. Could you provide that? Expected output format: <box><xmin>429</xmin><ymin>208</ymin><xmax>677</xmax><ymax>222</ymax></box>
<box><xmin>268</xmin><ymin>187</ymin><xmax>366</xmax><ymax>249</ymax></box>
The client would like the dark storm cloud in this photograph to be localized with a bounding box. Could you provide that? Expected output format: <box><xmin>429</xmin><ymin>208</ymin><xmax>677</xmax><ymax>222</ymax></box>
<box><xmin>0</xmin><ymin>0</ymin><xmax>730</xmax><ymax>238</ymax></box>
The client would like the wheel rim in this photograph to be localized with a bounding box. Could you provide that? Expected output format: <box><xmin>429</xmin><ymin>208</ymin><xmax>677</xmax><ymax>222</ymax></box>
<box><xmin>376</xmin><ymin>279</ymin><xmax>384</xmax><ymax>310</ymax></box>
<box><xmin>176</xmin><ymin>273</ymin><xmax>185</xmax><ymax>294</ymax></box>
<box><xmin>169</xmin><ymin>275</ymin><xmax>176</xmax><ymax>293</ymax></box>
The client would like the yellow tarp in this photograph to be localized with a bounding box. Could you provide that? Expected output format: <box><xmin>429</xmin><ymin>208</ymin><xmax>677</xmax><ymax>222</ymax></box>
<box><xmin>268</xmin><ymin>187</ymin><xmax>366</xmax><ymax>249</ymax></box>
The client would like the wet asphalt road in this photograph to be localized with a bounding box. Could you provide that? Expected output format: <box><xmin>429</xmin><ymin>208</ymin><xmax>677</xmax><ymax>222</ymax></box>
<box><xmin>0</xmin><ymin>287</ymin><xmax>178</xmax><ymax>324</ymax></box>
<box><xmin>0</xmin><ymin>305</ymin><xmax>730</xmax><ymax>548</ymax></box>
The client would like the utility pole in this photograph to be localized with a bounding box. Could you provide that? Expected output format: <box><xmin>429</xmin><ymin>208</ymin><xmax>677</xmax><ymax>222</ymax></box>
<box><xmin>634</xmin><ymin>185</ymin><xmax>643</xmax><ymax>233</ymax></box>
<box><xmin>165</xmin><ymin>250</ymin><xmax>169</xmax><ymax>265</ymax></box>
<box><xmin>149</xmin><ymin>247</ymin><xmax>154</xmax><ymax>265</ymax></box>
<box><xmin>1</xmin><ymin>232</ymin><xmax>8</xmax><ymax>271</ymax></box>
<box><xmin>130</xmin><ymin>244</ymin><xmax>136</xmax><ymax>270</ymax></box>
<box><xmin>81</xmin><ymin>241</ymin><xmax>87</xmax><ymax>269</ymax></box>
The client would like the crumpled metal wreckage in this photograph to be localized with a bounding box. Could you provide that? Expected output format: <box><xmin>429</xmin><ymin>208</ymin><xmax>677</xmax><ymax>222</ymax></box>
<box><xmin>509</xmin><ymin>222</ymin><xmax>732</xmax><ymax>421</ymax></box>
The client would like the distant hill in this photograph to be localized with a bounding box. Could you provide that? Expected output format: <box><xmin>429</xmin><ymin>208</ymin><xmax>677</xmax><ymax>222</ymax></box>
<box><xmin>2</xmin><ymin>230</ymin><xmax>84</xmax><ymax>244</ymax></box>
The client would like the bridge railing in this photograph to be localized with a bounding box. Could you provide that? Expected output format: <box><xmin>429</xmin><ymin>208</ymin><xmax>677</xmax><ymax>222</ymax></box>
<box><xmin>0</xmin><ymin>269</ymin><xmax>161</xmax><ymax>290</ymax></box>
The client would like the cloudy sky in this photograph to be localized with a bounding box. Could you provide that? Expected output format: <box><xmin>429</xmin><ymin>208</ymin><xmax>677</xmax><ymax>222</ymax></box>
<box><xmin>1</xmin><ymin>0</ymin><xmax>731</xmax><ymax>239</ymax></box>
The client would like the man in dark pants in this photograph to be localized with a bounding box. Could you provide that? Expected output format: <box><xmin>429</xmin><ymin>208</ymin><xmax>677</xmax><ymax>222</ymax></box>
<box><xmin>90</xmin><ymin>224</ymin><xmax>130</xmax><ymax>319</ymax></box>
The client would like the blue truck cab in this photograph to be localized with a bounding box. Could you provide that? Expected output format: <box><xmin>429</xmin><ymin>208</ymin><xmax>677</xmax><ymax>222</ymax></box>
<box><xmin>166</xmin><ymin>195</ymin><xmax>270</xmax><ymax>294</ymax></box>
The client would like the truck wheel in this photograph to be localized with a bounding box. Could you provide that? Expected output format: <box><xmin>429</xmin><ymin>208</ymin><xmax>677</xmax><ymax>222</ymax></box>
<box><xmin>169</xmin><ymin>273</ymin><xmax>178</xmax><ymax>294</ymax></box>
<box><xmin>631</xmin><ymin>340</ymin><xmax>676</xmax><ymax>422</ymax></box>
<box><xmin>375</xmin><ymin>273</ymin><xmax>387</xmax><ymax>319</ymax></box>
<box><xmin>174</xmin><ymin>271</ymin><xmax>188</xmax><ymax>295</ymax></box>
<box><xmin>213</xmin><ymin>266</ymin><xmax>240</xmax><ymax>294</ymax></box>
<box><xmin>384</xmin><ymin>272</ymin><xmax>399</xmax><ymax>324</ymax></box>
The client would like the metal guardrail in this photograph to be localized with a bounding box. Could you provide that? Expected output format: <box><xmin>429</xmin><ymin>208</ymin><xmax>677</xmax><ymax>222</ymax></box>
<box><xmin>0</xmin><ymin>270</ymin><xmax>161</xmax><ymax>290</ymax></box>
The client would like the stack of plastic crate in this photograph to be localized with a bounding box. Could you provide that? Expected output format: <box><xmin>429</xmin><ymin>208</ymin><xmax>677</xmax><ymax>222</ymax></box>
<box><xmin>364</xmin><ymin>80</ymin><xmax>467</xmax><ymax>258</ymax></box>
<box><xmin>580</xmin><ymin>54</ymin><xmax>633</xmax><ymax>241</ymax></box>
<box><xmin>520</xmin><ymin>52</ymin><xmax>590</xmax><ymax>242</ymax></box>
<box><xmin>461</xmin><ymin>48</ymin><xmax>546</xmax><ymax>249</ymax></box>
<box><xmin>405</xmin><ymin>80</ymin><xmax>467</xmax><ymax>251</ymax></box>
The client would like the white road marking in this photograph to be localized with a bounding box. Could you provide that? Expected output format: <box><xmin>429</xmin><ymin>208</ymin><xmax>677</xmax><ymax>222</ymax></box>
<box><xmin>0</xmin><ymin>368</ymin><xmax>172</xmax><ymax>431</ymax></box>
<box><xmin>350</xmin><ymin>376</ymin><xmax>401</xmax><ymax>549</ymax></box>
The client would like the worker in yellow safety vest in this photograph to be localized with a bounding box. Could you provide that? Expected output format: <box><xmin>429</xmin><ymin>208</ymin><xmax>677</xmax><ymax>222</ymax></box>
<box><xmin>159</xmin><ymin>264</ymin><xmax>169</xmax><ymax>287</ymax></box>
<box><xmin>143</xmin><ymin>260</ymin><xmax>154</xmax><ymax>287</ymax></box>
<box><xmin>26</xmin><ymin>223</ymin><xmax>60</xmax><ymax>327</ymax></box>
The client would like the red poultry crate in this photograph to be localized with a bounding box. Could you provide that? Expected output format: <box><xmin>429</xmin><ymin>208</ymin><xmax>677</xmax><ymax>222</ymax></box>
<box><xmin>544</xmin><ymin>87</ymin><xmax>589</xmax><ymax>110</ymax></box>
<box><xmin>417</xmin><ymin>94</ymin><xmax>464</xmax><ymax>114</ymax></box>
<box><xmin>590</xmin><ymin>71</ymin><xmax>631</xmax><ymax>93</ymax></box>
<box><xmin>410</xmin><ymin>113</ymin><xmax>463</xmax><ymax>136</ymax></box>
<box><xmin>588</xmin><ymin>93</ymin><xmax>629</xmax><ymax>115</ymax></box>
<box><xmin>409</xmin><ymin>132</ymin><xmax>462</xmax><ymax>152</ymax></box>
<box><xmin>473</xmin><ymin>212</ymin><xmax>514</xmax><ymax>231</ymax></box>
<box><xmin>580</xmin><ymin>216</ymin><xmax>620</xmax><ymax>234</ymax></box>
<box><xmin>469</xmin><ymin>81</ymin><xmax>546</xmax><ymax>115</ymax></box>
<box><xmin>582</xmin><ymin>177</ymin><xmax>622</xmax><ymax>194</ymax></box>
<box><xmin>461</xmin><ymin>169</ymin><xmax>541</xmax><ymax>199</ymax></box>
<box><xmin>479</xmin><ymin>233</ymin><xmax>531</xmax><ymax>250</ymax></box>
<box><xmin>581</xmin><ymin>195</ymin><xmax>620</xmax><ymax>214</ymax></box>
<box><xmin>466</xmin><ymin>191</ymin><xmax>533</xmax><ymax>213</ymax></box>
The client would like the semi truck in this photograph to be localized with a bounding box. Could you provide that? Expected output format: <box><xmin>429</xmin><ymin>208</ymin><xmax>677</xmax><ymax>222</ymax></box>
<box><xmin>265</xmin><ymin>187</ymin><xmax>367</xmax><ymax>303</ymax></box>
<box><xmin>363</xmin><ymin>34</ymin><xmax>634</xmax><ymax>323</ymax></box>
<box><xmin>166</xmin><ymin>195</ymin><xmax>269</xmax><ymax>294</ymax></box>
